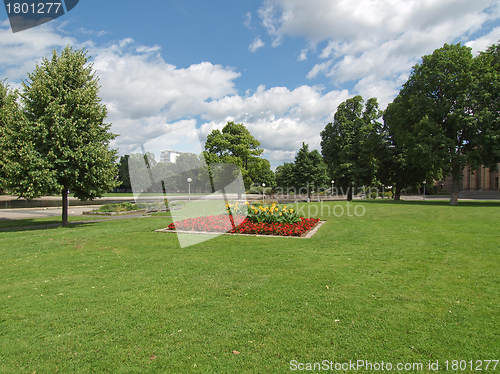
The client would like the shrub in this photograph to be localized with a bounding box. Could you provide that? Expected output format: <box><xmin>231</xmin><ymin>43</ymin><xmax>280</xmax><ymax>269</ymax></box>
<box><xmin>97</xmin><ymin>202</ymin><xmax>137</xmax><ymax>212</ymax></box>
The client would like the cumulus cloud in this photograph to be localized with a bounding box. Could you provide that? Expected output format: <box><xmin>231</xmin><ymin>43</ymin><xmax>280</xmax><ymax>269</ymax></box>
<box><xmin>259</xmin><ymin>0</ymin><xmax>500</xmax><ymax>108</ymax></box>
<box><xmin>0</xmin><ymin>20</ymin><xmax>76</xmax><ymax>81</ymax></box>
<box><xmin>249</xmin><ymin>36</ymin><xmax>265</xmax><ymax>52</ymax></box>
<box><xmin>199</xmin><ymin>85</ymin><xmax>350</xmax><ymax>163</ymax></box>
<box><xmin>1</xmin><ymin>0</ymin><xmax>498</xmax><ymax>168</ymax></box>
<box><xmin>298</xmin><ymin>49</ymin><xmax>308</xmax><ymax>61</ymax></box>
<box><xmin>91</xmin><ymin>43</ymin><xmax>240</xmax><ymax>120</ymax></box>
<box><xmin>85</xmin><ymin>39</ymin><xmax>349</xmax><ymax>164</ymax></box>
<box><xmin>466</xmin><ymin>26</ymin><xmax>500</xmax><ymax>54</ymax></box>
<box><xmin>244</xmin><ymin>12</ymin><xmax>253</xmax><ymax>28</ymax></box>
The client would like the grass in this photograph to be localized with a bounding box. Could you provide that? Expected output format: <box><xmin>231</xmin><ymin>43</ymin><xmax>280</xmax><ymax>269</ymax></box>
<box><xmin>0</xmin><ymin>200</ymin><xmax>499</xmax><ymax>373</ymax></box>
<box><xmin>0</xmin><ymin>215</ymin><xmax>112</xmax><ymax>230</ymax></box>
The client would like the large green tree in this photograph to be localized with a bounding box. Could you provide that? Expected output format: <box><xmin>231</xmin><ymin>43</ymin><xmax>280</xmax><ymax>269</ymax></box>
<box><xmin>382</xmin><ymin>96</ymin><xmax>445</xmax><ymax>200</ymax></box>
<box><xmin>204</xmin><ymin>121</ymin><xmax>272</xmax><ymax>190</ymax></box>
<box><xmin>12</xmin><ymin>46</ymin><xmax>118</xmax><ymax>225</ymax></box>
<box><xmin>292</xmin><ymin>142</ymin><xmax>328</xmax><ymax>200</ymax></box>
<box><xmin>0</xmin><ymin>81</ymin><xmax>22</xmax><ymax>192</ymax></box>
<box><xmin>274</xmin><ymin>162</ymin><xmax>295</xmax><ymax>190</ymax></box>
<box><xmin>474</xmin><ymin>42</ymin><xmax>500</xmax><ymax>170</ymax></box>
<box><xmin>321</xmin><ymin>96</ymin><xmax>383</xmax><ymax>200</ymax></box>
<box><xmin>117</xmin><ymin>155</ymin><xmax>131</xmax><ymax>192</ymax></box>
<box><xmin>385</xmin><ymin>43</ymin><xmax>500</xmax><ymax>205</ymax></box>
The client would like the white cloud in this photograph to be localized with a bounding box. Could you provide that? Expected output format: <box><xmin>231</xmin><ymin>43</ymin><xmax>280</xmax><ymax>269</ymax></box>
<box><xmin>0</xmin><ymin>21</ymin><xmax>340</xmax><ymax>165</ymax></box>
<box><xmin>307</xmin><ymin>60</ymin><xmax>332</xmax><ymax>79</ymax></box>
<box><xmin>199</xmin><ymin>85</ymin><xmax>350</xmax><ymax>162</ymax></box>
<box><xmin>90</xmin><ymin>40</ymin><xmax>240</xmax><ymax>121</ymax></box>
<box><xmin>298</xmin><ymin>49</ymin><xmax>308</xmax><ymax>61</ymax></box>
<box><xmin>466</xmin><ymin>26</ymin><xmax>500</xmax><ymax>54</ymax></box>
<box><xmin>0</xmin><ymin>20</ymin><xmax>77</xmax><ymax>80</ymax></box>
<box><xmin>244</xmin><ymin>12</ymin><xmax>253</xmax><ymax>28</ymax></box>
<box><xmin>249</xmin><ymin>36</ymin><xmax>265</xmax><ymax>52</ymax></box>
<box><xmin>259</xmin><ymin>0</ymin><xmax>500</xmax><ymax>109</ymax></box>
<box><xmin>2</xmin><ymin>1</ymin><xmax>499</xmax><ymax>169</ymax></box>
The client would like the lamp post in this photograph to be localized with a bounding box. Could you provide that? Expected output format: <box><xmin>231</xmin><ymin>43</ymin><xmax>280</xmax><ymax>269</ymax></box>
<box><xmin>331</xmin><ymin>180</ymin><xmax>335</xmax><ymax>198</ymax></box>
<box><xmin>262</xmin><ymin>183</ymin><xmax>266</xmax><ymax>203</ymax></box>
<box><xmin>423</xmin><ymin>180</ymin><xmax>426</xmax><ymax>200</ymax></box>
<box><xmin>187</xmin><ymin>177</ymin><xmax>192</xmax><ymax>201</ymax></box>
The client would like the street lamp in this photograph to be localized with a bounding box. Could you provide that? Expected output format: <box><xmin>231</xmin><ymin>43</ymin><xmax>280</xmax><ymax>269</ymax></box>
<box><xmin>423</xmin><ymin>180</ymin><xmax>426</xmax><ymax>200</ymax></box>
<box><xmin>331</xmin><ymin>180</ymin><xmax>335</xmax><ymax>197</ymax></box>
<box><xmin>187</xmin><ymin>177</ymin><xmax>192</xmax><ymax>201</ymax></box>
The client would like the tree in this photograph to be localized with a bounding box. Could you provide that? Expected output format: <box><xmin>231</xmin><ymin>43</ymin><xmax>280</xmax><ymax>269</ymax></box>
<box><xmin>385</xmin><ymin>43</ymin><xmax>500</xmax><ymax>205</ymax></box>
<box><xmin>321</xmin><ymin>96</ymin><xmax>383</xmax><ymax>200</ymax></box>
<box><xmin>248</xmin><ymin>158</ymin><xmax>276</xmax><ymax>188</ymax></box>
<box><xmin>474</xmin><ymin>42</ymin><xmax>500</xmax><ymax>170</ymax></box>
<box><xmin>293</xmin><ymin>143</ymin><xmax>328</xmax><ymax>200</ymax></box>
<box><xmin>382</xmin><ymin>97</ymin><xmax>445</xmax><ymax>200</ymax></box>
<box><xmin>275</xmin><ymin>162</ymin><xmax>295</xmax><ymax>190</ymax></box>
<box><xmin>0</xmin><ymin>81</ymin><xmax>23</xmax><ymax>192</ymax></box>
<box><xmin>12</xmin><ymin>46</ymin><xmax>118</xmax><ymax>225</ymax></box>
<box><xmin>117</xmin><ymin>155</ymin><xmax>131</xmax><ymax>192</ymax></box>
<box><xmin>128</xmin><ymin>152</ymin><xmax>156</xmax><ymax>193</ymax></box>
<box><xmin>1</xmin><ymin>80</ymin><xmax>66</xmax><ymax>201</ymax></box>
<box><xmin>204</xmin><ymin>121</ymin><xmax>270</xmax><ymax>190</ymax></box>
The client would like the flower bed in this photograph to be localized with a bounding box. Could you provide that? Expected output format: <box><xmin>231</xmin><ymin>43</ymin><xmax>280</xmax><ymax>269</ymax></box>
<box><xmin>167</xmin><ymin>214</ymin><xmax>320</xmax><ymax>237</ymax></box>
<box><xmin>231</xmin><ymin>217</ymin><xmax>319</xmax><ymax>236</ymax></box>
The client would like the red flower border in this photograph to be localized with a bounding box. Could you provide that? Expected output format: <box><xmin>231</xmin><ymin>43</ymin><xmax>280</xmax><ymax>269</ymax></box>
<box><xmin>167</xmin><ymin>215</ymin><xmax>320</xmax><ymax>237</ymax></box>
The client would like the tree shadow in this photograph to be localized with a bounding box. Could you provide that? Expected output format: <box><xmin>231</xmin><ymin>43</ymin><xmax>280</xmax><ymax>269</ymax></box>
<box><xmin>0</xmin><ymin>215</ymin><xmax>124</xmax><ymax>232</ymax></box>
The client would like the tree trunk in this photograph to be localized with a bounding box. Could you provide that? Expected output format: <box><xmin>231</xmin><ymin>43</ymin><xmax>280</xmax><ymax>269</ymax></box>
<box><xmin>450</xmin><ymin>176</ymin><xmax>460</xmax><ymax>206</ymax></box>
<box><xmin>347</xmin><ymin>187</ymin><xmax>353</xmax><ymax>201</ymax></box>
<box><xmin>62</xmin><ymin>186</ymin><xmax>69</xmax><ymax>226</ymax></box>
<box><xmin>394</xmin><ymin>185</ymin><xmax>401</xmax><ymax>201</ymax></box>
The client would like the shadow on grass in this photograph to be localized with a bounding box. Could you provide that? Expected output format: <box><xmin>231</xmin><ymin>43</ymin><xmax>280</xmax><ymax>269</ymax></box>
<box><xmin>359</xmin><ymin>199</ymin><xmax>500</xmax><ymax>208</ymax></box>
<box><xmin>0</xmin><ymin>220</ymin><xmax>100</xmax><ymax>232</ymax></box>
<box><xmin>0</xmin><ymin>214</ymin><xmax>144</xmax><ymax>232</ymax></box>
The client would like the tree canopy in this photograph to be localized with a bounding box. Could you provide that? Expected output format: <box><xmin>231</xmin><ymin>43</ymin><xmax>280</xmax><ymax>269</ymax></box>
<box><xmin>204</xmin><ymin>121</ymin><xmax>275</xmax><ymax>189</ymax></box>
<box><xmin>292</xmin><ymin>143</ymin><xmax>328</xmax><ymax>199</ymax></box>
<box><xmin>384</xmin><ymin>43</ymin><xmax>500</xmax><ymax>205</ymax></box>
<box><xmin>321</xmin><ymin>96</ymin><xmax>383</xmax><ymax>200</ymax></box>
<box><xmin>2</xmin><ymin>46</ymin><xmax>118</xmax><ymax>225</ymax></box>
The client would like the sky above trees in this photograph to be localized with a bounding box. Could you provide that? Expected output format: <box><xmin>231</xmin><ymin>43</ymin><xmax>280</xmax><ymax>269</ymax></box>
<box><xmin>1</xmin><ymin>0</ymin><xmax>499</xmax><ymax>167</ymax></box>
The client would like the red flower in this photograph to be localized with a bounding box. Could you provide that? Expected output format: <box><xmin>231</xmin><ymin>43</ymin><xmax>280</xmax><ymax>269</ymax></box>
<box><xmin>167</xmin><ymin>214</ymin><xmax>319</xmax><ymax>236</ymax></box>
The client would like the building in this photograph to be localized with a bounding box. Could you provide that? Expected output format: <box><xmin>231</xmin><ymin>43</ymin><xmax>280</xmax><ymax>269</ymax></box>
<box><xmin>160</xmin><ymin>150</ymin><xmax>182</xmax><ymax>164</ymax></box>
<box><xmin>438</xmin><ymin>163</ymin><xmax>500</xmax><ymax>191</ymax></box>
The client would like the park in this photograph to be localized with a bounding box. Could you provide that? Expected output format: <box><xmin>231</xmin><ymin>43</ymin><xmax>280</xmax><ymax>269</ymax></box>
<box><xmin>0</xmin><ymin>41</ymin><xmax>499</xmax><ymax>373</ymax></box>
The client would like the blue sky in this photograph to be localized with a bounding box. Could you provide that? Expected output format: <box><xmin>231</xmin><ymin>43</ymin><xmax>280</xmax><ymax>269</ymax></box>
<box><xmin>1</xmin><ymin>0</ymin><xmax>500</xmax><ymax>167</ymax></box>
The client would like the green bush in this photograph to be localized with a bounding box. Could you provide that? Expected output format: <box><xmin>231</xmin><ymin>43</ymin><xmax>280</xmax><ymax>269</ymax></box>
<box><xmin>97</xmin><ymin>202</ymin><xmax>137</xmax><ymax>212</ymax></box>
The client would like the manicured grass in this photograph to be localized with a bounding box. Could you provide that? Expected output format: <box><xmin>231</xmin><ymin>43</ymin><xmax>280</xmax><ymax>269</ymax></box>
<box><xmin>0</xmin><ymin>215</ymin><xmax>112</xmax><ymax>229</ymax></box>
<box><xmin>0</xmin><ymin>201</ymin><xmax>499</xmax><ymax>373</ymax></box>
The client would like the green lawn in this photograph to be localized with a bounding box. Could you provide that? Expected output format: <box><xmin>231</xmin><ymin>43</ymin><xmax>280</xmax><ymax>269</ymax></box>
<box><xmin>0</xmin><ymin>201</ymin><xmax>499</xmax><ymax>373</ymax></box>
<box><xmin>0</xmin><ymin>215</ymin><xmax>113</xmax><ymax>230</ymax></box>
